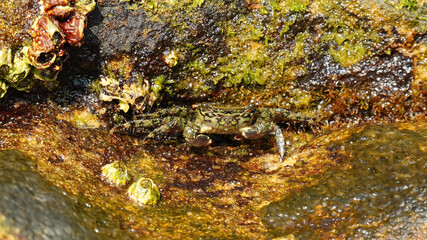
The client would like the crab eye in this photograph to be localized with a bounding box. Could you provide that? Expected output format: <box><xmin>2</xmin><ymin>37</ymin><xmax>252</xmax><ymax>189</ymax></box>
<box><xmin>246</xmin><ymin>103</ymin><xmax>255</xmax><ymax>110</ymax></box>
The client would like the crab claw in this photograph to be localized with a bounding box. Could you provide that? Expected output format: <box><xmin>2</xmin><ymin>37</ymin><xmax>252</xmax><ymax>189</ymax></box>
<box><xmin>241</xmin><ymin>123</ymin><xmax>285</xmax><ymax>163</ymax></box>
<box><xmin>186</xmin><ymin>134</ymin><xmax>212</xmax><ymax>148</ymax></box>
<box><xmin>273</xmin><ymin>124</ymin><xmax>285</xmax><ymax>163</ymax></box>
<box><xmin>183</xmin><ymin>124</ymin><xmax>212</xmax><ymax>147</ymax></box>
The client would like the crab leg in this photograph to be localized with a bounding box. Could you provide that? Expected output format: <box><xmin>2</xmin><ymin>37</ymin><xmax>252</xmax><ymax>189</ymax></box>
<box><xmin>145</xmin><ymin>116</ymin><xmax>187</xmax><ymax>139</ymax></box>
<box><xmin>240</xmin><ymin>122</ymin><xmax>285</xmax><ymax>162</ymax></box>
<box><xmin>110</xmin><ymin>118</ymin><xmax>163</xmax><ymax>135</ymax></box>
<box><xmin>273</xmin><ymin>124</ymin><xmax>285</xmax><ymax>162</ymax></box>
<box><xmin>239</xmin><ymin>108</ymin><xmax>292</xmax><ymax>162</ymax></box>
<box><xmin>265</xmin><ymin>108</ymin><xmax>315</xmax><ymax>124</ymax></box>
<box><xmin>111</xmin><ymin>116</ymin><xmax>187</xmax><ymax>140</ymax></box>
<box><xmin>136</xmin><ymin>106</ymin><xmax>189</xmax><ymax>119</ymax></box>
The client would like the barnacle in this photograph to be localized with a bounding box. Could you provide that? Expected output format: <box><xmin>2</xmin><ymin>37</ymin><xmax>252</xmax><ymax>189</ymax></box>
<box><xmin>47</xmin><ymin>5</ymin><xmax>75</xmax><ymax>20</ymax></box>
<box><xmin>99</xmin><ymin>76</ymin><xmax>151</xmax><ymax>113</ymax></box>
<box><xmin>42</xmin><ymin>0</ymin><xmax>70</xmax><ymax>11</ymax></box>
<box><xmin>101</xmin><ymin>161</ymin><xmax>132</xmax><ymax>186</ymax></box>
<box><xmin>0</xmin><ymin>0</ymin><xmax>95</xmax><ymax>97</ymax></box>
<box><xmin>33</xmin><ymin>49</ymin><xmax>67</xmax><ymax>83</ymax></box>
<box><xmin>164</xmin><ymin>50</ymin><xmax>178</xmax><ymax>67</ymax></box>
<box><xmin>27</xmin><ymin>15</ymin><xmax>66</xmax><ymax>69</ymax></box>
<box><xmin>127</xmin><ymin>177</ymin><xmax>161</xmax><ymax>205</ymax></box>
<box><xmin>7</xmin><ymin>47</ymin><xmax>32</xmax><ymax>87</ymax></box>
<box><xmin>59</xmin><ymin>9</ymin><xmax>87</xmax><ymax>47</ymax></box>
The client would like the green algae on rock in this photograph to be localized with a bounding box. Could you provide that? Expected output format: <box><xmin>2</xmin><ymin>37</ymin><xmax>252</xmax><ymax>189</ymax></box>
<box><xmin>127</xmin><ymin>177</ymin><xmax>161</xmax><ymax>205</ymax></box>
<box><xmin>91</xmin><ymin>0</ymin><xmax>425</xmax><ymax>125</ymax></box>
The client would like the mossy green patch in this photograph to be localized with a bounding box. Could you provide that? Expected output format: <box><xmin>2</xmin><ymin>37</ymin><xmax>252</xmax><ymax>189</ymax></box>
<box><xmin>287</xmin><ymin>0</ymin><xmax>310</xmax><ymax>12</ymax></box>
<box><xmin>329</xmin><ymin>41</ymin><xmax>367</xmax><ymax>68</ymax></box>
<box><xmin>267</xmin><ymin>0</ymin><xmax>310</xmax><ymax>14</ymax></box>
<box><xmin>396</xmin><ymin>0</ymin><xmax>418</xmax><ymax>10</ymax></box>
<box><xmin>121</xmin><ymin>0</ymin><xmax>205</xmax><ymax>14</ymax></box>
<box><xmin>102</xmin><ymin>0</ymin><xmax>424</xmax><ymax>122</ymax></box>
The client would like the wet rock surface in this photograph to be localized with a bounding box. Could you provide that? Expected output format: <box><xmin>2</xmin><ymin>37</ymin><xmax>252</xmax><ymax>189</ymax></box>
<box><xmin>263</xmin><ymin>124</ymin><xmax>427</xmax><ymax>239</ymax></box>
<box><xmin>0</xmin><ymin>98</ymin><xmax>425</xmax><ymax>238</ymax></box>
<box><xmin>0</xmin><ymin>0</ymin><xmax>38</xmax><ymax>48</ymax></box>
<box><xmin>0</xmin><ymin>150</ymin><xmax>129</xmax><ymax>240</ymax></box>
<box><xmin>0</xmin><ymin>0</ymin><xmax>426</xmax><ymax>239</ymax></box>
<box><xmin>303</xmin><ymin>53</ymin><xmax>413</xmax><ymax>98</ymax></box>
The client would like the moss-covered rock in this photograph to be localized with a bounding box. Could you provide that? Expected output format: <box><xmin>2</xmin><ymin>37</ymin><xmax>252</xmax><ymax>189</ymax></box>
<box><xmin>90</xmin><ymin>0</ymin><xmax>425</xmax><ymax>124</ymax></box>
<box><xmin>0</xmin><ymin>0</ymin><xmax>425</xmax><ymax>239</ymax></box>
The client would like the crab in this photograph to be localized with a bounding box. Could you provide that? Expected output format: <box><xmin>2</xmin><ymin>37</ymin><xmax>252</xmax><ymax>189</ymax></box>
<box><xmin>111</xmin><ymin>103</ymin><xmax>315</xmax><ymax>162</ymax></box>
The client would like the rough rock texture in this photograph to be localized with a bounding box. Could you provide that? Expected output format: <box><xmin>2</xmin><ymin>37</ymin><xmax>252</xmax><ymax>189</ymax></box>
<box><xmin>81</xmin><ymin>0</ymin><xmax>426</xmax><ymax>122</ymax></box>
<box><xmin>0</xmin><ymin>150</ymin><xmax>130</xmax><ymax>240</ymax></box>
<box><xmin>0</xmin><ymin>0</ymin><xmax>426</xmax><ymax>239</ymax></box>
<box><xmin>263</xmin><ymin>124</ymin><xmax>427</xmax><ymax>239</ymax></box>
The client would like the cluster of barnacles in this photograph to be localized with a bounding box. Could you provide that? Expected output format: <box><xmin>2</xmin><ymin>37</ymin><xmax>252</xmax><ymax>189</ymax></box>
<box><xmin>30</xmin><ymin>0</ymin><xmax>95</xmax><ymax>67</ymax></box>
<box><xmin>0</xmin><ymin>0</ymin><xmax>95</xmax><ymax>97</ymax></box>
